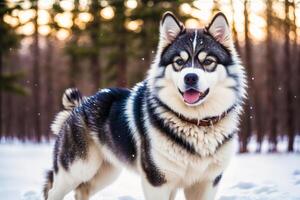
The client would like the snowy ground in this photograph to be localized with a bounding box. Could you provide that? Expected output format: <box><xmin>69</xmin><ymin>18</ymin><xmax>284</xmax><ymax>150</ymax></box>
<box><xmin>0</xmin><ymin>141</ymin><xmax>300</xmax><ymax>200</ymax></box>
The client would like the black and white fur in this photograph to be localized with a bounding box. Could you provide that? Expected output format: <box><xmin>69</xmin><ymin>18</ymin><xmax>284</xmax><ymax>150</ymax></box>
<box><xmin>43</xmin><ymin>12</ymin><xmax>246</xmax><ymax>200</ymax></box>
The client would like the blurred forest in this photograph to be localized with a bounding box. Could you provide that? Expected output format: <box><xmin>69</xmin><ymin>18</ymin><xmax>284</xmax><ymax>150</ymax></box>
<box><xmin>0</xmin><ymin>0</ymin><xmax>299</xmax><ymax>153</ymax></box>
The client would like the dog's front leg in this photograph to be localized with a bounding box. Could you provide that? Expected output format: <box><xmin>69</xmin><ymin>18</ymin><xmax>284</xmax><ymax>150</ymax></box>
<box><xmin>184</xmin><ymin>175</ymin><xmax>222</xmax><ymax>200</ymax></box>
<box><xmin>142</xmin><ymin>178</ymin><xmax>175</xmax><ymax>200</ymax></box>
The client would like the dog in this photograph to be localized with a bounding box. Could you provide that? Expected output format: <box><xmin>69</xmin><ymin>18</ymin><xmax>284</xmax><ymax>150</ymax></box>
<box><xmin>43</xmin><ymin>12</ymin><xmax>246</xmax><ymax>200</ymax></box>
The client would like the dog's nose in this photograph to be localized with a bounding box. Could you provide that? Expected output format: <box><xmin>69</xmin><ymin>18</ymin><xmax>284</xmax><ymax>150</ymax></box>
<box><xmin>184</xmin><ymin>73</ymin><xmax>198</xmax><ymax>86</ymax></box>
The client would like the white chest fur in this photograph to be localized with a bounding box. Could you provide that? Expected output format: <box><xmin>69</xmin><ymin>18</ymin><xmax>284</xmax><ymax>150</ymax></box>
<box><xmin>144</xmin><ymin>110</ymin><xmax>237</xmax><ymax>186</ymax></box>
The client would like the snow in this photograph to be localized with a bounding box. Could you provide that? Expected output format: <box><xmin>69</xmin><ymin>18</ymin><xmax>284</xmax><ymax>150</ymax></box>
<box><xmin>0</xmin><ymin>141</ymin><xmax>300</xmax><ymax>200</ymax></box>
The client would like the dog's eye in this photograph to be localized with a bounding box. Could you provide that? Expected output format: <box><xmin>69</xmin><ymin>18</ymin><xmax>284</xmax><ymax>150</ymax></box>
<box><xmin>175</xmin><ymin>58</ymin><xmax>185</xmax><ymax>66</ymax></box>
<box><xmin>202</xmin><ymin>58</ymin><xmax>217</xmax><ymax>71</ymax></box>
<box><xmin>203</xmin><ymin>59</ymin><xmax>214</xmax><ymax>66</ymax></box>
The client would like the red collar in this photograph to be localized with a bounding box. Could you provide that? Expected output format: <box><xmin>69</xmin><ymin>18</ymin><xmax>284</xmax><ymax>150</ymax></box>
<box><xmin>155</xmin><ymin>98</ymin><xmax>235</xmax><ymax>127</ymax></box>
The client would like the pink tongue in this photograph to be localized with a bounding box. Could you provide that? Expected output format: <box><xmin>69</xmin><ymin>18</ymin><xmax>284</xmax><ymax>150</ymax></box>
<box><xmin>183</xmin><ymin>90</ymin><xmax>201</xmax><ymax>104</ymax></box>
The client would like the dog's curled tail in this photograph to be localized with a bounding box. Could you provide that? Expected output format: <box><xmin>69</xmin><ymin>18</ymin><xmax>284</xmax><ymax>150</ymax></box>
<box><xmin>51</xmin><ymin>88</ymin><xmax>83</xmax><ymax>135</ymax></box>
<box><xmin>62</xmin><ymin>88</ymin><xmax>83</xmax><ymax>110</ymax></box>
<box><xmin>43</xmin><ymin>170</ymin><xmax>53</xmax><ymax>200</ymax></box>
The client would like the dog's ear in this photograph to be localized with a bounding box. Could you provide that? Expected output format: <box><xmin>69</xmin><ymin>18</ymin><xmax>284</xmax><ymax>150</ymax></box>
<box><xmin>159</xmin><ymin>12</ymin><xmax>184</xmax><ymax>47</ymax></box>
<box><xmin>207</xmin><ymin>12</ymin><xmax>232</xmax><ymax>48</ymax></box>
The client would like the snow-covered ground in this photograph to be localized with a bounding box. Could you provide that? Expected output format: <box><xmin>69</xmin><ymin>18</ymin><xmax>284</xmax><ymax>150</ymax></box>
<box><xmin>0</xmin><ymin>141</ymin><xmax>300</xmax><ymax>200</ymax></box>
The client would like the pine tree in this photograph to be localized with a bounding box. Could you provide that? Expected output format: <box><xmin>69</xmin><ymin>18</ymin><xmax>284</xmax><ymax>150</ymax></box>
<box><xmin>0</xmin><ymin>0</ymin><xmax>23</xmax><ymax>136</ymax></box>
<box><xmin>266</xmin><ymin>0</ymin><xmax>278</xmax><ymax>152</ymax></box>
<box><xmin>130</xmin><ymin>0</ymin><xmax>187</xmax><ymax>85</ymax></box>
<box><xmin>65</xmin><ymin>0</ymin><xmax>83</xmax><ymax>87</ymax></box>
<box><xmin>284</xmin><ymin>0</ymin><xmax>295</xmax><ymax>152</ymax></box>
<box><xmin>86</xmin><ymin>0</ymin><xmax>103</xmax><ymax>90</ymax></box>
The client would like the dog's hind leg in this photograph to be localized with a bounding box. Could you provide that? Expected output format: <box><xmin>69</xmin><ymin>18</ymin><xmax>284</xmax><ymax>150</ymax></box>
<box><xmin>46</xmin><ymin>168</ymin><xmax>81</xmax><ymax>200</ymax></box>
<box><xmin>75</xmin><ymin>161</ymin><xmax>121</xmax><ymax>200</ymax></box>
<box><xmin>46</xmin><ymin>141</ymin><xmax>103</xmax><ymax>200</ymax></box>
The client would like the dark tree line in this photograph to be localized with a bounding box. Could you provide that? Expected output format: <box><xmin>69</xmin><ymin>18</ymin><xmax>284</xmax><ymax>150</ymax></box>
<box><xmin>0</xmin><ymin>0</ymin><xmax>299</xmax><ymax>152</ymax></box>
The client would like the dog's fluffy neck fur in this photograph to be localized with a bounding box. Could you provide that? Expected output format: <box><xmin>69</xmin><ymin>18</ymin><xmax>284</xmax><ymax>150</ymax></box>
<box><xmin>128</xmin><ymin>80</ymin><xmax>239</xmax><ymax>158</ymax></box>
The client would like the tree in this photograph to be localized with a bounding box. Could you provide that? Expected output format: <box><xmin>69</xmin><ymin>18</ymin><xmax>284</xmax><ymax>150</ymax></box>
<box><xmin>29</xmin><ymin>0</ymin><xmax>42</xmax><ymax>141</ymax></box>
<box><xmin>284</xmin><ymin>0</ymin><xmax>295</xmax><ymax>152</ymax></box>
<box><xmin>239</xmin><ymin>0</ymin><xmax>252</xmax><ymax>153</ymax></box>
<box><xmin>109</xmin><ymin>1</ymin><xmax>128</xmax><ymax>87</ymax></box>
<box><xmin>44</xmin><ymin>36</ymin><xmax>54</xmax><ymax>140</ymax></box>
<box><xmin>0</xmin><ymin>0</ymin><xmax>22</xmax><ymax>136</ymax></box>
<box><xmin>266</xmin><ymin>0</ymin><xmax>278</xmax><ymax>152</ymax></box>
<box><xmin>65</xmin><ymin>0</ymin><xmax>82</xmax><ymax>87</ymax></box>
<box><xmin>42</xmin><ymin>0</ymin><xmax>62</xmax><ymax>139</ymax></box>
<box><xmin>130</xmin><ymin>0</ymin><xmax>186</xmax><ymax>86</ymax></box>
<box><xmin>86</xmin><ymin>0</ymin><xmax>103</xmax><ymax>90</ymax></box>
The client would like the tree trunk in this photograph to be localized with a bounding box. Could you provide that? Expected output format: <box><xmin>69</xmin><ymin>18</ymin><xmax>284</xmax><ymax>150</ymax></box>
<box><xmin>69</xmin><ymin>56</ymin><xmax>80</xmax><ymax>87</ymax></box>
<box><xmin>89</xmin><ymin>0</ymin><xmax>101</xmax><ymax>91</ymax></box>
<box><xmin>90</xmin><ymin>52</ymin><xmax>101</xmax><ymax>90</ymax></box>
<box><xmin>284</xmin><ymin>0</ymin><xmax>295</xmax><ymax>152</ymax></box>
<box><xmin>240</xmin><ymin>100</ymin><xmax>251</xmax><ymax>153</ymax></box>
<box><xmin>266</xmin><ymin>0</ymin><xmax>278</xmax><ymax>152</ymax></box>
<box><xmin>69</xmin><ymin>0</ymin><xmax>80</xmax><ymax>88</ymax></box>
<box><xmin>44</xmin><ymin>37</ymin><xmax>54</xmax><ymax>140</ymax></box>
<box><xmin>291</xmin><ymin>0</ymin><xmax>299</xmax><ymax>148</ymax></box>
<box><xmin>243</xmin><ymin>0</ymin><xmax>264</xmax><ymax>153</ymax></box>
<box><xmin>117</xmin><ymin>41</ymin><xmax>127</xmax><ymax>87</ymax></box>
<box><xmin>115</xmin><ymin>3</ymin><xmax>127</xmax><ymax>87</ymax></box>
<box><xmin>0</xmin><ymin>52</ymin><xmax>2</xmax><ymax>137</ymax></box>
<box><xmin>32</xmin><ymin>0</ymin><xmax>41</xmax><ymax>142</ymax></box>
<box><xmin>297</xmin><ymin>48</ymin><xmax>300</xmax><ymax>135</ymax></box>
<box><xmin>239</xmin><ymin>0</ymin><xmax>252</xmax><ymax>153</ymax></box>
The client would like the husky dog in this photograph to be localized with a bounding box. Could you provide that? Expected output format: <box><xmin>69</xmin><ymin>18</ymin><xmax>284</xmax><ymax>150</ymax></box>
<box><xmin>43</xmin><ymin>12</ymin><xmax>246</xmax><ymax>200</ymax></box>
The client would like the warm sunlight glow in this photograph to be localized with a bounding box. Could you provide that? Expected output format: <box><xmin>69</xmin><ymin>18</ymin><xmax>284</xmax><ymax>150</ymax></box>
<box><xmin>60</xmin><ymin>0</ymin><xmax>74</xmax><ymax>11</ymax></box>
<box><xmin>79</xmin><ymin>0</ymin><xmax>89</xmax><ymax>11</ymax></box>
<box><xmin>3</xmin><ymin>14</ymin><xmax>19</xmax><ymax>27</ymax></box>
<box><xmin>4</xmin><ymin>0</ymin><xmax>297</xmax><ymax>43</ymax></box>
<box><xmin>56</xmin><ymin>29</ymin><xmax>70</xmax><ymax>40</ymax></box>
<box><xmin>296</xmin><ymin>8</ymin><xmax>300</xmax><ymax>28</ymax></box>
<box><xmin>249</xmin><ymin>24</ymin><xmax>266</xmax><ymax>42</ymax></box>
<box><xmin>100</xmin><ymin>0</ymin><xmax>109</xmax><ymax>7</ymax></box>
<box><xmin>54</xmin><ymin>12</ymin><xmax>73</xmax><ymax>29</ymax></box>
<box><xmin>38</xmin><ymin>10</ymin><xmax>51</xmax><ymax>25</ymax></box>
<box><xmin>21</xmin><ymin>0</ymin><xmax>31</xmax><ymax>9</ymax></box>
<box><xmin>78</xmin><ymin>12</ymin><xmax>93</xmax><ymax>23</ymax></box>
<box><xmin>38</xmin><ymin>0</ymin><xmax>54</xmax><ymax>10</ymax></box>
<box><xmin>249</xmin><ymin>0</ymin><xmax>266</xmax><ymax>13</ymax></box>
<box><xmin>191</xmin><ymin>8</ymin><xmax>210</xmax><ymax>25</ymax></box>
<box><xmin>125</xmin><ymin>0</ymin><xmax>138</xmax><ymax>10</ymax></box>
<box><xmin>180</xmin><ymin>3</ymin><xmax>192</xmax><ymax>15</ymax></box>
<box><xmin>6</xmin><ymin>1</ymin><xmax>16</xmax><ymax>9</ymax></box>
<box><xmin>272</xmin><ymin>1</ymin><xmax>285</xmax><ymax>20</ymax></box>
<box><xmin>18</xmin><ymin>9</ymin><xmax>36</xmax><ymax>24</ymax></box>
<box><xmin>249</xmin><ymin>14</ymin><xmax>266</xmax><ymax>28</ymax></box>
<box><xmin>126</xmin><ymin>19</ymin><xmax>143</xmax><ymax>33</ymax></box>
<box><xmin>11</xmin><ymin>9</ymin><xmax>19</xmax><ymax>17</ymax></box>
<box><xmin>75</xmin><ymin>18</ymin><xmax>86</xmax><ymax>30</ymax></box>
<box><xmin>38</xmin><ymin>25</ymin><xmax>51</xmax><ymax>36</ymax></box>
<box><xmin>16</xmin><ymin>22</ymin><xmax>35</xmax><ymax>36</ymax></box>
<box><xmin>100</xmin><ymin>6</ymin><xmax>115</xmax><ymax>20</ymax></box>
<box><xmin>192</xmin><ymin>0</ymin><xmax>213</xmax><ymax>10</ymax></box>
<box><xmin>185</xmin><ymin>18</ymin><xmax>200</xmax><ymax>28</ymax></box>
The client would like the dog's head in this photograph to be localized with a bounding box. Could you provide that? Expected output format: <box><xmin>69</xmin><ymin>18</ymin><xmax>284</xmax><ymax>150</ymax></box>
<box><xmin>148</xmin><ymin>12</ymin><xmax>246</xmax><ymax>119</ymax></box>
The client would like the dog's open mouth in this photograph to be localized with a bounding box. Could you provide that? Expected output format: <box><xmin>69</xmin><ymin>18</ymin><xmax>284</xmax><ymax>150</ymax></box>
<box><xmin>179</xmin><ymin>88</ymin><xmax>209</xmax><ymax>105</ymax></box>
